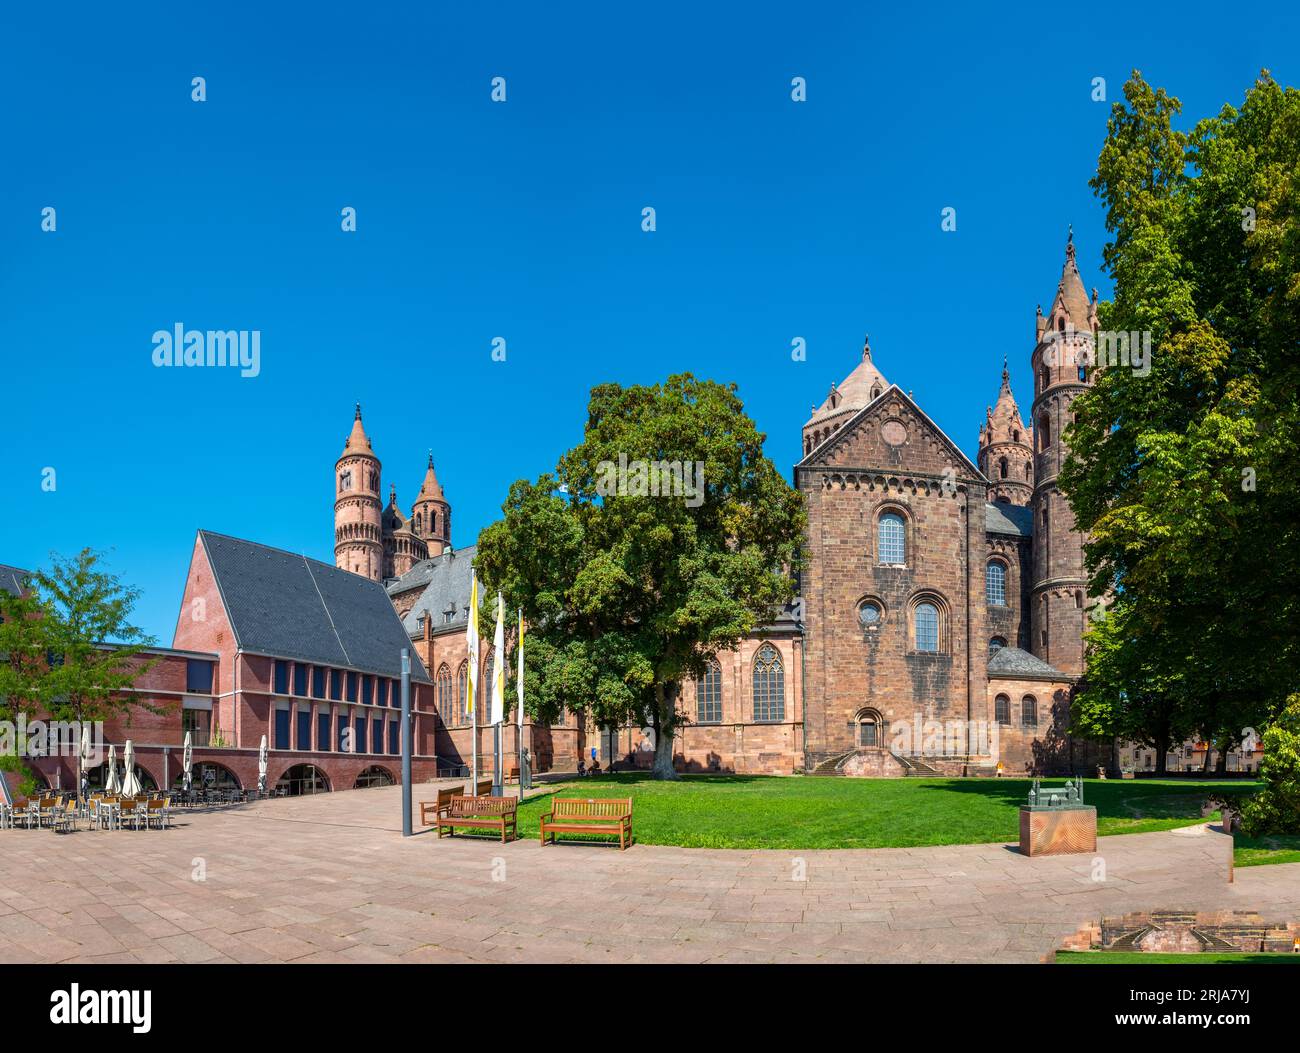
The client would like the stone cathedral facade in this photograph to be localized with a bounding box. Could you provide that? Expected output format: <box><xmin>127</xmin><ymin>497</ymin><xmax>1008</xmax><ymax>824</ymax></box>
<box><xmin>335</xmin><ymin>237</ymin><xmax>1103</xmax><ymax>777</ymax></box>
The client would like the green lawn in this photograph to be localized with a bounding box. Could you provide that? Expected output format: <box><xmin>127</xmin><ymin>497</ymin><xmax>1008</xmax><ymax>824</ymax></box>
<box><xmin>1057</xmin><ymin>950</ymin><xmax>1298</xmax><ymax>964</ymax></box>
<box><xmin>501</xmin><ymin>773</ymin><xmax>1254</xmax><ymax>851</ymax></box>
<box><xmin>1233</xmin><ymin>833</ymin><xmax>1300</xmax><ymax>868</ymax></box>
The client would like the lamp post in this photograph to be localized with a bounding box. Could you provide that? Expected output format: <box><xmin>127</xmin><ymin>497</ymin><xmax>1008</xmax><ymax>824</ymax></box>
<box><xmin>401</xmin><ymin>648</ymin><xmax>412</xmax><ymax>837</ymax></box>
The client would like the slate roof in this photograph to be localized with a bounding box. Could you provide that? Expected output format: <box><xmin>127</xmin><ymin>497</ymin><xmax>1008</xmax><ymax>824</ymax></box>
<box><xmin>0</xmin><ymin>564</ymin><xmax>31</xmax><ymax>597</ymax></box>
<box><xmin>985</xmin><ymin>502</ymin><xmax>1033</xmax><ymax>537</ymax></box>
<box><xmin>390</xmin><ymin>546</ymin><xmax>482</xmax><ymax>637</ymax></box>
<box><xmin>987</xmin><ymin>645</ymin><xmax>1066</xmax><ymax>679</ymax></box>
<box><xmin>198</xmin><ymin>531</ymin><xmax>431</xmax><ymax>683</ymax></box>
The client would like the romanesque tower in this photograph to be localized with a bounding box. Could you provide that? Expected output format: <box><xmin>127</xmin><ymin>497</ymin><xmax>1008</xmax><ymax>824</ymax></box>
<box><xmin>411</xmin><ymin>454</ymin><xmax>451</xmax><ymax>557</ymax></box>
<box><xmin>977</xmin><ymin>358</ymin><xmax>1033</xmax><ymax>505</ymax></box>
<box><xmin>334</xmin><ymin>404</ymin><xmax>384</xmax><ymax>581</ymax></box>
<box><xmin>1029</xmin><ymin>232</ymin><xmax>1097</xmax><ymax>674</ymax></box>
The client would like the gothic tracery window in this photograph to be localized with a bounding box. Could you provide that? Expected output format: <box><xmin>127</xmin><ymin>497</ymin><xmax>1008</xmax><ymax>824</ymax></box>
<box><xmin>752</xmin><ymin>645</ymin><xmax>784</xmax><ymax>722</ymax></box>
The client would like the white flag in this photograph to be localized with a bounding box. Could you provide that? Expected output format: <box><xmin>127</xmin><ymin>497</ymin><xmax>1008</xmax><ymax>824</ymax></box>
<box><xmin>466</xmin><ymin>569</ymin><xmax>480</xmax><ymax>717</ymax></box>
<box><xmin>490</xmin><ymin>592</ymin><xmax>506</xmax><ymax>725</ymax></box>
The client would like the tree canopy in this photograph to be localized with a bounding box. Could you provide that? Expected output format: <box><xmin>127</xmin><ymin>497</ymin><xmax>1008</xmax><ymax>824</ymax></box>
<box><xmin>474</xmin><ymin>374</ymin><xmax>805</xmax><ymax>778</ymax></box>
<box><xmin>1063</xmin><ymin>70</ymin><xmax>1300</xmax><ymax>768</ymax></box>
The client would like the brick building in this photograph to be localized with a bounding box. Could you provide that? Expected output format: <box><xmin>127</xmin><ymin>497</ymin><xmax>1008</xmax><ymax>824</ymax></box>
<box><xmin>354</xmin><ymin>237</ymin><xmax>1107</xmax><ymax>778</ymax></box>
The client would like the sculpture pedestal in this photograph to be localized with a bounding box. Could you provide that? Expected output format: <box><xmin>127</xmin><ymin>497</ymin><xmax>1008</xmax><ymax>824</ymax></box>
<box><xmin>1019</xmin><ymin>806</ymin><xmax>1097</xmax><ymax>856</ymax></box>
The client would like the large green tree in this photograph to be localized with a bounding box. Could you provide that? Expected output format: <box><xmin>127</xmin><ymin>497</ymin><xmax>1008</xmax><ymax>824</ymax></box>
<box><xmin>0</xmin><ymin>550</ymin><xmax>158</xmax><ymax>789</ymax></box>
<box><xmin>1063</xmin><ymin>71</ymin><xmax>1300</xmax><ymax>763</ymax></box>
<box><xmin>475</xmin><ymin>374</ymin><xmax>805</xmax><ymax>778</ymax></box>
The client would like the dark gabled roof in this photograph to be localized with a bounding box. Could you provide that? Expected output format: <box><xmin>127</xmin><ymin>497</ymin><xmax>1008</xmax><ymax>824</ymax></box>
<box><xmin>0</xmin><ymin>564</ymin><xmax>32</xmax><ymax>597</ymax></box>
<box><xmin>393</xmin><ymin>546</ymin><xmax>482</xmax><ymax>636</ymax></box>
<box><xmin>197</xmin><ymin>531</ymin><xmax>431</xmax><ymax>684</ymax></box>
<box><xmin>988</xmin><ymin>645</ymin><xmax>1065</xmax><ymax>679</ymax></box>
<box><xmin>985</xmin><ymin>502</ymin><xmax>1034</xmax><ymax>537</ymax></box>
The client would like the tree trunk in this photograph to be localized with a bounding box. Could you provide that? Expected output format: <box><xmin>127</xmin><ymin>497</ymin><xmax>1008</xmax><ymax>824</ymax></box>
<box><xmin>651</xmin><ymin>683</ymin><xmax>679</xmax><ymax>780</ymax></box>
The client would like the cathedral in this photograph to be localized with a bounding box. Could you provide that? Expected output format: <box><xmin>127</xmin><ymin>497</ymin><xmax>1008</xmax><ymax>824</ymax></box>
<box><xmin>334</xmin><ymin>235</ymin><xmax>1104</xmax><ymax>777</ymax></box>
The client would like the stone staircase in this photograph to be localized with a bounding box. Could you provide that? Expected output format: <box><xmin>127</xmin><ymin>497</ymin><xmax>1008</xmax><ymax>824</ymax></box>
<box><xmin>894</xmin><ymin>753</ymin><xmax>944</xmax><ymax>777</ymax></box>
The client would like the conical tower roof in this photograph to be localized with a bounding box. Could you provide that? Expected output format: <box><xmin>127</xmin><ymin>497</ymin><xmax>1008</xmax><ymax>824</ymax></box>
<box><xmin>981</xmin><ymin>358</ymin><xmax>1029</xmax><ymax>448</ymax></box>
<box><xmin>1045</xmin><ymin>229</ymin><xmax>1096</xmax><ymax>332</ymax></box>
<box><xmin>415</xmin><ymin>453</ymin><xmax>446</xmax><ymax>503</ymax></box>
<box><xmin>806</xmin><ymin>335</ymin><xmax>889</xmax><ymax>428</ymax></box>
<box><xmin>338</xmin><ymin>403</ymin><xmax>378</xmax><ymax>461</ymax></box>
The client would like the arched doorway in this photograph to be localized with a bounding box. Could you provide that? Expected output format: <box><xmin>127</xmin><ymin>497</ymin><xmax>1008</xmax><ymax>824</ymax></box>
<box><xmin>170</xmin><ymin>762</ymin><xmax>242</xmax><ymax>792</ymax></box>
<box><xmin>276</xmin><ymin>764</ymin><xmax>331</xmax><ymax>796</ymax></box>
<box><xmin>855</xmin><ymin>708</ymin><xmax>884</xmax><ymax>748</ymax></box>
<box><xmin>354</xmin><ymin>765</ymin><xmax>395</xmax><ymax>789</ymax></box>
<box><xmin>87</xmin><ymin>761</ymin><xmax>158</xmax><ymax>793</ymax></box>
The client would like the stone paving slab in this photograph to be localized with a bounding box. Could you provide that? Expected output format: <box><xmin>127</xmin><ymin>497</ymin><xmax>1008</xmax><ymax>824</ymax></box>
<box><xmin>0</xmin><ymin>785</ymin><xmax>1296</xmax><ymax>964</ymax></box>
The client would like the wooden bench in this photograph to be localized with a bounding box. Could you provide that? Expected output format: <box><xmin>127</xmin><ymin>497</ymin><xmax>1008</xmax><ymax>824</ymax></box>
<box><xmin>539</xmin><ymin>798</ymin><xmax>633</xmax><ymax>850</ymax></box>
<box><xmin>418</xmin><ymin>786</ymin><xmax>462</xmax><ymax>826</ymax></box>
<box><xmin>469</xmin><ymin>777</ymin><xmax>492</xmax><ymax>796</ymax></box>
<box><xmin>434</xmin><ymin>795</ymin><xmax>517</xmax><ymax>843</ymax></box>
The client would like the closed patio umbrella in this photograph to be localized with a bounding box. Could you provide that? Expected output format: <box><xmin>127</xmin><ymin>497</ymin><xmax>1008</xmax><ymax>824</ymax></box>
<box><xmin>0</xmin><ymin>767</ymin><xmax>13</xmax><ymax>808</ymax></box>
<box><xmin>104</xmin><ymin>744</ymin><xmax>121</xmax><ymax>794</ymax></box>
<box><xmin>257</xmin><ymin>734</ymin><xmax>268</xmax><ymax>795</ymax></box>
<box><xmin>121</xmin><ymin>740</ymin><xmax>141</xmax><ymax>797</ymax></box>
<box><xmin>79</xmin><ymin>725</ymin><xmax>92</xmax><ymax>798</ymax></box>
<box><xmin>182</xmin><ymin>732</ymin><xmax>193</xmax><ymax>793</ymax></box>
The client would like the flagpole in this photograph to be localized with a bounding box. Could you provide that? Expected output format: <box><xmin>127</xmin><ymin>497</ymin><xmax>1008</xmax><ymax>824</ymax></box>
<box><xmin>517</xmin><ymin>607</ymin><xmax>526</xmax><ymax>792</ymax></box>
<box><xmin>468</xmin><ymin>569</ymin><xmax>479</xmax><ymax>793</ymax></box>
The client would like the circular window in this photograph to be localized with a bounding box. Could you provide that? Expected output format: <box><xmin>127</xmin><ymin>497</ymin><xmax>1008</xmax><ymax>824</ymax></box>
<box><xmin>858</xmin><ymin>601</ymin><xmax>882</xmax><ymax>628</ymax></box>
<box><xmin>881</xmin><ymin>420</ymin><xmax>907</xmax><ymax>446</ymax></box>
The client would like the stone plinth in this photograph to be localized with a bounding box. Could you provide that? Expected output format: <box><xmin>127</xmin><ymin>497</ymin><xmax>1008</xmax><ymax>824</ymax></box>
<box><xmin>1019</xmin><ymin>805</ymin><xmax>1096</xmax><ymax>856</ymax></box>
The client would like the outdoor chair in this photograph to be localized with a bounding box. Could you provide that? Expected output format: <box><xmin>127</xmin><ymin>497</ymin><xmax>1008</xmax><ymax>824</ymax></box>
<box><xmin>145</xmin><ymin>798</ymin><xmax>168</xmax><ymax>830</ymax></box>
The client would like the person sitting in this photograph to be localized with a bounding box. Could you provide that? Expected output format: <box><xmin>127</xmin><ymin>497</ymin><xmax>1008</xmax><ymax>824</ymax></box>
<box><xmin>576</xmin><ymin>758</ymin><xmax>587</xmax><ymax>777</ymax></box>
<box><xmin>589</xmin><ymin>761</ymin><xmax>602</xmax><ymax>775</ymax></box>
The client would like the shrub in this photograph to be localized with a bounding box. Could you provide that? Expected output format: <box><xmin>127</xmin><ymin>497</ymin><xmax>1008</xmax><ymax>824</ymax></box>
<box><xmin>1241</xmin><ymin>693</ymin><xmax>1300</xmax><ymax>837</ymax></box>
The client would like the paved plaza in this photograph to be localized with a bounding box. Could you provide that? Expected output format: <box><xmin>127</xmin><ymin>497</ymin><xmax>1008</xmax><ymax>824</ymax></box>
<box><xmin>2</xmin><ymin>785</ymin><xmax>1297</xmax><ymax>964</ymax></box>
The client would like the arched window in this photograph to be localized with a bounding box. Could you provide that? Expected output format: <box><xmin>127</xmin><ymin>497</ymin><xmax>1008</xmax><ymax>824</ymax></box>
<box><xmin>1022</xmin><ymin>695</ymin><xmax>1038</xmax><ymax>727</ymax></box>
<box><xmin>989</xmin><ymin>636</ymin><xmax>1007</xmax><ymax>654</ymax></box>
<box><xmin>696</xmin><ymin>659</ymin><xmax>722</xmax><ymax>724</ymax></box>
<box><xmin>456</xmin><ymin>661</ymin><xmax>469</xmax><ymax>725</ymax></box>
<box><xmin>878</xmin><ymin>512</ymin><xmax>905</xmax><ymax>564</ymax></box>
<box><xmin>483</xmin><ymin>649</ymin><xmax>495</xmax><ymax>700</ymax></box>
<box><xmin>871</xmin><ymin>385</ymin><xmax>881</xmax><ymax>400</ymax></box>
<box><xmin>414</xmin><ymin>513</ymin><xmax>422</xmax><ymax>533</ymax></box>
<box><xmin>1012</xmin><ymin>428</ymin><xmax>1020</xmax><ymax>442</ymax></box>
<box><xmin>752</xmin><ymin>645</ymin><xmax>784</xmax><ymax>722</ymax></box>
<box><xmin>999</xmin><ymin>457</ymin><xmax>1008</xmax><ymax>479</ymax></box>
<box><xmin>1039</xmin><ymin>415</ymin><xmax>1051</xmax><ymax>449</ymax></box>
<box><xmin>914</xmin><ymin>602</ymin><xmax>940</xmax><ymax>652</ymax></box>
<box><xmin>436</xmin><ymin>664</ymin><xmax>453</xmax><ymax>715</ymax></box>
<box><xmin>857</xmin><ymin>710</ymin><xmax>882</xmax><ymax>747</ymax></box>
<box><xmin>339</xmin><ymin>470</ymin><xmax>352</xmax><ymax>491</ymax></box>
<box><xmin>995</xmin><ymin>694</ymin><xmax>1011</xmax><ymax>725</ymax></box>
<box><xmin>986</xmin><ymin>561</ymin><xmax>1007</xmax><ymax>606</ymax></box>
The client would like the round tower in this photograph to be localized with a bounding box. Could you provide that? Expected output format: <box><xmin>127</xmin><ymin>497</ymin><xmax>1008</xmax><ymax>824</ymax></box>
<box><xmin>334</xmin><ymin>404</ymin><xmax>384</xmax><ymax>581</ymax></box>
<box><xmin>977</xmin><ymin>357</ymin><xmax>1033</xmax><ymax>505</ymax></box>
<box><xmin>411</xmin><ymin>453</ymin><xmax>451</xmax><ymax>556</ymax></box>
<box><xmin>1029</xmin><ymin>231</ymin><xmax>1097</xmax><ymax>674</ymax></box>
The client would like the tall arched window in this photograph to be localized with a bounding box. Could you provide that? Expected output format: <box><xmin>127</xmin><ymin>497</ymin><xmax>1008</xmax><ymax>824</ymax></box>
<box><xmin>1021</xmin><ymin>695</ymin><xmax>1038</xmax><ymax>727</ymax></box>
<box><xmin>483</xmin><ymin>649</ymin><xmax>495</xmax><ymax>700</ymax></box>
<box><xmin>914</xmin><ymin>602</ymin><xmax>940</xmax><ymax>652</ymax></box>
<box><xmin>339</xmin><ymin>470</ymin><xmax>352</xmax><ymax>491</ymax></box>
<box><xmin>878</xmin><ymin>512</ymin><xmax>905</xmax><ymax>564</ymax></box>
<box><xmin>752</xmin><ymin>645</ymin><xmax>784</xmax><ymax>722</ymax></box>
<box><xmin>1039</xmin><ymin>414</ymin><xmax>1051</xmax><ymax>449</ymax></box>
<box><xmin>995</xmin><ymin>694</ymin><xmax>1011</xmax><ymax>725</ymax></box>
<box><xmin>998</xmin><ymin>456</ymin><xmax>1008</xmax><ymax>479</ymax></box>
<box><xmin>456</xmin><ymin>661</ymin><xmax>469</xmax><ymax>725</ymax></box>
<box><xmin>436</xmin><ymin>664</ymin><xmax>453</xmax><ymax>716</ymax></box>
<box><xmin>696</xmin><ymin>659</ymin><xmax>722</xmax><ymax>724</ymax></box>
<box><xmin>986</xmin><ymin>561</ymin><xmax>1007</xmax><ymax>606</ymax></box>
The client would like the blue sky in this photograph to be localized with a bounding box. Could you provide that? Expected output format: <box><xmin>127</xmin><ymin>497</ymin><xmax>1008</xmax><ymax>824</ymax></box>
<box><xmin>2</xmin><ymin>1</ymin><xmax>1294</xmax><ymax>642</ymax></box>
